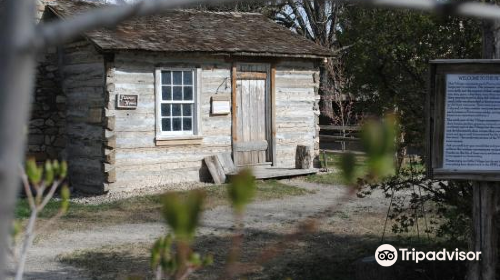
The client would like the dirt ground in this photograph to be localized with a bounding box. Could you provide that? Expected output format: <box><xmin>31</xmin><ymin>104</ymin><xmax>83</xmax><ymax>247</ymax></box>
<box><xmin>12</xmin><ymin>178</ymin><xmax>403</xmax><ymax>280</ymax></box>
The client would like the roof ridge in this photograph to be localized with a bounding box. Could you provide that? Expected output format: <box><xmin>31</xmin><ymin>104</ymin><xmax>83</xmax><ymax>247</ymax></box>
<box><xmin>47</xmin><ymin>0</ymin><xmax>103</xmax><ymax>9</ymax></box>
<box><xmin>178</xmin><ymin>9</ymin><xmax>263</xmax><ymax>16</ymax></box>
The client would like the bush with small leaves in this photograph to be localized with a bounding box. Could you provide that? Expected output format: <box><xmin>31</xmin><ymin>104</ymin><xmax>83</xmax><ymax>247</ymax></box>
<box><xmin>13</xmin><ymin>158</ymin><xmax>70</xmax><ymax>280</ymax></box>
<box><xmin>337</xmin><ymin>115</ymin><xmax>398</xmax><ymax>187</ymax></box>
<box><xmin>227</xmin><ymin>169</ymin><xmax>256</xmax><ymax>214</ymax></box>
<box><xmin>360</xmin><ymin>115</ymin><xmax>397</xmax><ymax>181</ymax></box>
<box><xmin>161</xmin><ymin>190</ymin><xmax>205</xmax><ymax>242</ymax></box>
<box><xmin>153</xmin><ymin>190</ymin><xmax>213</xmax><ymax>280</ymax></box>
<box><xmin>151</xmin><ymin>170</ymin><xmax>258</xmax><ymax>280</ymax></box>
<box><xmin>366</xmin><ymin>162</ymin><xmax>472</xmax><ymax>244</ymax></box>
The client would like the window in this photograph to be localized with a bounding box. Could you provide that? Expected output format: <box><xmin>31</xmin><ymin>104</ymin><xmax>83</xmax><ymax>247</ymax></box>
<box><xmin>156</xmin><ymin>69</ymin><xmax>199</xmax><ymax>138</ymax></box>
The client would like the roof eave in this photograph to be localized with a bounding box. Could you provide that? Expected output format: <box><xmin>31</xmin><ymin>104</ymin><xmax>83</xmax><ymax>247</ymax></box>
<box><xmin>101</xmin><ymin>48</ymin><xmax>331</xmax><ymax>60</ymax></box>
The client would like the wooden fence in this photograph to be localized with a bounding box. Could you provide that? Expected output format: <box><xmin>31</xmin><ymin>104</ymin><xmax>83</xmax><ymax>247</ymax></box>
<box><xmin>319</xmin><ymin>125</ymin><xmax>362</xmax><ymax>152</ymax></box>
<box><xmin>318</xmin><ymin>125</ymin><xmax>363</xmax><ymax>170</ymax></box>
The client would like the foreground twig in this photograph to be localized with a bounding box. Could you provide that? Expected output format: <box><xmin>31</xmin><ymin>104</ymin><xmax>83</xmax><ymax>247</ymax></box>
<box><xmin>13</xmin><ymin>160</ymin><xmax>68</xmax><ymax>280</ymax></box>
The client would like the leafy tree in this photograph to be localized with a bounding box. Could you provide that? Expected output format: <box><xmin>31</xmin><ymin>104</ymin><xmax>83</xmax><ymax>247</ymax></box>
<box><xmin>339</xmin><ymin>8</ymin><xmax>482</xmax><ymax>152</ymax></box>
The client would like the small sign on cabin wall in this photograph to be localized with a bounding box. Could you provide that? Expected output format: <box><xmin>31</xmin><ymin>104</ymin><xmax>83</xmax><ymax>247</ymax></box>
<box><xmin>116</xmin><ymin>94</ymin><xmax>138</xmax><ymax>109</ymax></box>
<box><xmin>427</xmin><ymin>60</ymin><xmax>500</xmax><ymax>181</ymax></box>
<box><xmin>211</xmin><ymin>95</ymin><xmax>231</xmax><ymax>115</ymax></box>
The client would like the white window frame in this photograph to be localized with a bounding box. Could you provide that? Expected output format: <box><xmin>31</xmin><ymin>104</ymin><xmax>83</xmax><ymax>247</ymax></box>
<box><xmin>155</xmin><ymin>67</ymin><xmax>202</xmax><ymax>139</ymax></box>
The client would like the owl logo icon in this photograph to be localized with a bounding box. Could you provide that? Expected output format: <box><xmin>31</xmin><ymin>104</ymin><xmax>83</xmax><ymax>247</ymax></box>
<box><xmin>375</xmin><ymin>244</ymin><xmax>398</xmax><ymax>267</ymax></box>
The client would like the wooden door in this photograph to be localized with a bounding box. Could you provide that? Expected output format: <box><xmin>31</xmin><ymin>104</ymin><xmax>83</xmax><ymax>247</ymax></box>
<box><xmin>233</xmin><ymin>64</ymin><xmax>270</xmax><ymax>166</ymax></box>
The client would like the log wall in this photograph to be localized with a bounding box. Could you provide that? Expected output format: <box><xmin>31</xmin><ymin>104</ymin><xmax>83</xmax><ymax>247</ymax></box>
<box><xmin>106</xmin><ymin>53</ymin><xmax>233</xmax><ymax>191</ymax></box>
<box><xmin>105</xmin><ymin>53</ymin><xmax>320</xmax><ymax>192</ymax></box>
<box><xmin>275</xmin><ymin>61</ymin><xmax>320</xmax><ymax>168</ymax></box>
<box><xmin>30</xmin><ymin>4</ymin><xmax>108</xmax><ymax>194</ymax></box>
<box><xmin>33</xmin><ymin>46</ymin><xmax>320</xmax><ymax>193</ymax></box>
<box><xmin>28</xmin><ymin>5</ymin><xmax>66</xmax><ymax>162</ymax></box>
<box><xmin>61</xmin><ymin>40</ymin><xmax>107</xmax><ymax>193</ymax></box>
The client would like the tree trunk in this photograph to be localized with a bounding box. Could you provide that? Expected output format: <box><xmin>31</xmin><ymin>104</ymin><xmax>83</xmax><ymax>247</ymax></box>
<box><xmin>295</xmin><ymin>145</ymin><xmax>311</xmax><ymax>169</ymax></box>
<box><xmin>318</xmin><ymin>59</ymin><xmax>334</xmax><ymax>125</ymax></box>
<box><xmin>466</xmin><ymin>14</ymin><xmax>500</xmax><ymax>280</ymax></box>
<box><xmin>0</xmin><ymin>0</ymin><xmax>36</xmax><ymax>278</ymax></box>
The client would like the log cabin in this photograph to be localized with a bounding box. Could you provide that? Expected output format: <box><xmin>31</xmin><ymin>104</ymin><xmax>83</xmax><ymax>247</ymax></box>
<box><xmin>29</xmin><ymin>0</ymin><xmax>331</xmax><ymax>193</ymax></box>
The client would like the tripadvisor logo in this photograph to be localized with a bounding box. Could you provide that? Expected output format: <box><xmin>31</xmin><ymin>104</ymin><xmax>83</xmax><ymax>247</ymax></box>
<box><xmin>375</xmin><ymin>244</ymin><xmax>398</xmax><ymax>267</ymax></box>
<box><xmin>374</xmin><ymin>244</ymin><xmax>482</xmax><ymax>267</ymax></box>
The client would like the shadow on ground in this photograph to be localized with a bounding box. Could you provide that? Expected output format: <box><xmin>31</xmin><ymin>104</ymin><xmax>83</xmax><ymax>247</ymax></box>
<box><xmin>59</xmin><ymin>229</ymin><xmax>467</xmax><ymax>280</ymax></box>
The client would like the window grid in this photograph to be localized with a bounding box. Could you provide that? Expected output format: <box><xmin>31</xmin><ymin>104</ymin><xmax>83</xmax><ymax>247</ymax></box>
<box><xmin>159</xmin><ymin>70</ymin><xmax>195</xmax><ymax>135</ymax></box>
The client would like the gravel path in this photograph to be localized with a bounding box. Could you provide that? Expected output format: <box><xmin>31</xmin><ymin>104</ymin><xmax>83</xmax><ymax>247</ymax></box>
<box><xmin>11</xmin><ymin>179</ymin><xmax>390</xmax><ymax>280</ymax></box>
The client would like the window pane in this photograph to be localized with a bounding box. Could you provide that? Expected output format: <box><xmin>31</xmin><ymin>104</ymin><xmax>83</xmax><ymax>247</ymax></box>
<box><xmin>183</xmin><ymin>117</ymin><xmax>192</xmax><ymax>131</ymax></box>
<box><xmin>158</xmin><ymin>70</ymin><xmax>197</xmax><ymax>135</ymax></box>
<box><xmin>182</xmin><ymin>104</ymin><xmax>192</xmax><ymax>117</ymax></box>
<box><xmin>162</xmin><ymin>86</ymin><xmax>171</xmax><ymax>101</ymax></box>
<box><xmin>173</xmin><ymin>71</ymin><xmax>182</xmax><ymax>85</ymax></box>
<box><xmin>172</xmin><ymin>118</ymin><xmax>182</xmax><ymax>131</ymax></box>
<box><xmin>161</xmin><ymin>104</ymin><xmax>171</xmax><ymax>117</ymax></box>
<box><xmin>172</xmin><ymin>104</ymin><xmax>181</xmax><ymax>116</ymax></box>
<box><xmin>183</xmin><ymin>71</ymin><xmax>193</xmax><ymax>85</ymax></box>
<box><xmin>184</xmin><ymin>86</ymin><xmax>193</xmax><ymax>101</ymax></box>
<box><xmin>162</xmin><ymin>71</ymin><xmax>171</xmax><ymax>85</ymax></box>
<box><xmin>173</xmin><ymin>86</ymin><xmax>182</xmax><ymax>100</ymax></box>
<box><xmin>162</xmin><ymin>118</ymin><xmax>171</xmax><ymax>131</ymax></box>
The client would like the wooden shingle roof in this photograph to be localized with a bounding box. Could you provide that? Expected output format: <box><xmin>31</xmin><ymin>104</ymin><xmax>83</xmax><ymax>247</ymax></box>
<box><xmin>48</xmin><ymin>1</ymin><xmax>331</xmax><ymax>59</ymax></box>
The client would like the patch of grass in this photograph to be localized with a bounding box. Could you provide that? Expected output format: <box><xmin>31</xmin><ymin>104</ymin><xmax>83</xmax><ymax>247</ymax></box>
<box><xmin>306</xmin><ymin>153</ymin><xmax>367</xmax><ymax>185</ymax></box>
<box><xmin>405</xmin><ymin>159</ymin><xmax>425</xmax><ymax>173</ymax></box>
<box><xmin>311</xmin><ymin>152</ymin><xmax>426</xmax><ymax>186</ymax></box>
<box><xmin>15</xmin><ymin>199</ymin><xmax>115</xmax><ymax>220</ymax></box>
<box><xmin>334</xmin><ymin>211</ymin><xmax>350</xmax><ymax>220</ymax></box>
<box><xmin>15</xmin><ymin>180</ymin><xmax>312</xmax><ymax>227</ymax></box>
<box><xmin>253</xmin><ymin>179</ymin><xmax>313</xmax><ymax>200</ymax></box>
<box><xmin>305</xmin><ymin>172</ymin><xmax>344</xmax><ymax>185</ymax></box>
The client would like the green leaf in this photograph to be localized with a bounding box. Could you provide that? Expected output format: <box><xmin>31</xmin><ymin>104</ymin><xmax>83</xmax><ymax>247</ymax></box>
<box><xmin>44</xmin><ymin>160</ymin><xmax>54</xmax><ymax>185</ymax></box>
<box><xmin>337</xmin><ymin>153</ymin><xmax>357</xmax><ymax>185</ymax></box>
<box><xmin>203</xmin><ymin>254</ymin><xmax>214</xmax><ymax>266</ymax></box>
<box><xmin>60</xmin><ymin>184</ymin><xmax>70</xmax><ymax>214</ymax></box>
<box><xmin>59</xmin><ymin>161</ymin><xmax>68</xmax><ymax>179</ymax></box>
<box><xmin>360</xmin><ymin>115</ymin><xmax>398</xmax><ymax>181</ymax></box>
<box><xmin>161</xmin><ymin>191</ymin><xmax>204</xmax><ymax>242</ymax></box>
<box><xmin>151</xmin><ymin>241</ymin><xmax>161</xmax><ymax>268</ymax></box>
<box><xmin>25</xmin><ymin>158</ymin><xmax>42</xmax><ymax>185</ymax></box>
<box><xmin>52</xmin><ymin>160</ymin><xmax>60</xmax><ymax>177</ymax></box>
<box><xmin>227</xmin><ymin>169</ymin><xmax>256</xmax><ymax>213</ymax></box>
<box><xmin>150</xmin><ymin>235</ymin><xmax>173</xmax><ymax>270</ymax></box>
<box><xmin>189</xmin><ymin>252</ymin><xmax>202</xmax><ymax>266</ymax></box>
<box><xmin>11</xmin><ymin>220</ymin><xmax>22</xmax><ymax>240</ymax></box>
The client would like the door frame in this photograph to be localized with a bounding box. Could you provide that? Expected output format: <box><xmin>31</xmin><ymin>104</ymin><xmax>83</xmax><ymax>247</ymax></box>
<box><xmin>231</xmin><ymin>62</ymin><xmax>277</xmax><ymax>166</ymax></box>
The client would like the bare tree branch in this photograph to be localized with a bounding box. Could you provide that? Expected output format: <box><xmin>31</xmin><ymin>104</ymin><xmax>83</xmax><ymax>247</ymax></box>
<box><xmin>327</xmin><ymin>3</ymin><xmax>339</xmax><ymax>48</ymax></box>
<box><xmin>287</xmin><ymin>0</ymin><xmax>315</xmax><ymax>40</ymax></box>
